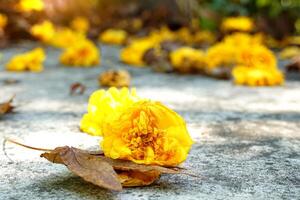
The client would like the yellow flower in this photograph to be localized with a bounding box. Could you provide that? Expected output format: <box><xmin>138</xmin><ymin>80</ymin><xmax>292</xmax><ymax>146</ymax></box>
<box><xmin>193</xmin><ymin>30</ymin><xmax>216</xmax><ymax>44</ymax></box>
<box><xmin>120</xmin><ymin>39</ymin><xmax>157</xmax><ymax>66</ymax></box>
<box><xmin>80</xmin><ymin>87</ymin><xmax>139</xmax><ymax>136</ymax></box>
<box><xmin>99</xmin><ymin>29</ymin><xmax>128</xmax><ymax>45</ymax></box>
<box><xmin>17</xmin><ymin>0</ymin><xmax>44</xmax><ymax>12</ymax></box>
<box><xmin>6</xmin><ymin>48</ymin><xmax>45</xmax><ymax>72</ymax></box>
<box><xmin>221</xmin><ymin>16</ymin><xmax>254</xmax><ymax>32</ymax></box>
<box><xmin>232</xmin><ymin>65</ymin><xmax>284</xmax><ymax>86</ymax></box>
<box><xmin>223</xmin><ymin>33</ymin><xmax>263</xmax><ymax>47</ymax></box>
<box><xmin>30</xmin><ymin>20</ymin><xmax>55</xmax><ymax>43</ymax></box>
<box><xmin>279</xmin><ymin>46</ymin><xmax>300</xmax><ymax>60</ymax></box>
<box><xmin>170</xmin><ymin>47</ymin><xmax>206</xmax><ymax>73</ymax></box>
<box><xmin>70</xmin><ymin>16</ymin><xmax>90</xmax><ymax>34</ymax></box>
<box><xmin>237</xmin><ymin>45</ymin><xmax>277</xmax><ymax>69</ymax></box>
<box><xmin>0</xmin><ymin>13</ymin><xmax>7</xmax><ymax>29</ymax></box>
<box><xmin>205</xmin><ymin>33</ymin><xmax>264</xmax><ymax>70</ymax></box>
<box><xmin>60</xmin><ymin>40</ymin><xmax>100</xmax><ymax>67</ymax></box>
<box><xmin>49</xmin><ymin>28</ymin><xmax>86</xmax><ymax>48</ymax></box>
<box><xmin>101</xmin><ymin>100</ymin><xmax>193</xmax><ymax>166</ymax></box>
<box><xmin>205</xmin><ymin>43</ymin><xmax>237</xmax><ymax>69</ymax></box>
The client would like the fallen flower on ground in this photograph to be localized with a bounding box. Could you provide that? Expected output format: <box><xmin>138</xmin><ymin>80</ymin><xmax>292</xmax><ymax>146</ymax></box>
<box><xmin>99</xmin><ymin>29</ymin><xmax>128</xmax><ymax>45</ymax></box>
<box><xmin>70</xmin><ymin>16</ymin><xmax>90</xmax><ymax>34</ymax></box>
<box><xmin>49</xmin><ymin>28</ymin><xmax>86</xmax><ymax>48</ymax></box>
<box><xmin>170</xmin><ymin>47</ymin><xmax>206</xmax><ymax>73</ymax></box>
<box><xmin>99</xmin><ymin>70</ymin><xmax>131</xmax><ymax>87</ymax></box>
<box><xmin>279</xmin><ymin>46</ymin><xmax>300</xmax><ymax>60</ymax></box>
<box><xmin>6</xmin><ymin>48</ymin><xmax>45</xmax><ymax>72</ymax></box>
<box><xmin>232</xmin><ymin>65</ymin><xmax>284</xmax><ymax>86</ymax></box>
<box><xmin>60</xmin><ymin>40</ymin><xmax>100</xmax><ymax>67</ymax></box>
<box><xmin>80</xmin><ymin>87</ymin><xmax>139</xmax><ymax>136</ymax></box>
<box><xmin>101</xmin><ymin>100</ymin><xmax>193</xmax><ymax>166</ymax></box>
<box><xmin>221</xmin><ymin>16</ymin><xmax>254</xmax><ymax>32</ymax></box>
<box><xmin>30</xmin><ymin>21</ymin><xmax>56</xmax><ymax>43</ymax></box>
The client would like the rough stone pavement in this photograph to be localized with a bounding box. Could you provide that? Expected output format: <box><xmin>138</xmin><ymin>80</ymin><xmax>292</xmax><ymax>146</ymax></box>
<box><xmin>0</xmin><ymin>43</ymin><xmax>299</xmax><ymax>200</ymax></box>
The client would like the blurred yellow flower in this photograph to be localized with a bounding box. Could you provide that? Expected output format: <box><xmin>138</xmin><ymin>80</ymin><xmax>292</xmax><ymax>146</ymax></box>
<box><xmin>237</xmin><ymin>45</ymin><xmax>277</xmax><ymax>69</ymax></box>
<box><xmin>101</xmin><ymin>100</ymin><xmax>193</xmax><ymax>166</ymax></box>
<box><xmin>17</xmin><ymin>0</ymin><xmax>44</xmax><ymax>12</ymax></box>
<box><xmin>80</xmin><ymin>87</ymin><xmax>139</xmax><ymax>136</ymax></box>
<box><xmin>70</xmin><ymin>16</ymin><xmax>90</xmax><ymax>34</ymax></box>
<box><xmin>232</xmin><ymin>65</ymin><xmax>284</xmax><ymax>86</ymax></box>
<box><xmin>279</xmin><ymin>46</ymin><xmax>300</xmax><ymax>60</ymax></box>
<box><xmin>6</xmin><ymin>48</ymin><xmax>45</xmax><ymax>72</ymax></box>
<box><xmin>205</xmin><ymin>33</ymin><xmax>265</xmax><ymax>70</ymax></box>
<box><xmin>170</xmin><ymin>47</ymin><xmax>206</xmax><ymax>73</ymax></box>
<box><xmin>120</xmin><ymin>39</ymin><xmax>157</xmax><ymax>66</ymax></box>
<box><xmin>49</xmin><ymin>28</ymin><xmax>86</xmax><ymax>48</ymax></box>
<box><xmin>60</xmin><ymin>40</ymin><xmax>100</xmax><ymax>67</ymax></box>
<box><xmin>205</xmin><ymin>43</ymin><xmax>237</xmax><ymax>70</ymax></box>
<box><xmin>193</xmin><ymin>30</ymin><xmax>216</xmax><ymax>44</ymax></box>
<box><xmin>30</xmin><ymin>20</ymin><xmax>55</xmax><ymax>43</ymax></box>
<box><xmin>0</xmin><ymin>13</ymin><xmax>7</xmax><ymax>29</ymax></box>
<box><xmin>221</xmin><ymin>16</ymin><xmax>254</xmax><ymax>32</ymax></box>
<box><xmin>99</xmin><ymin>29</ymin><xmax>128</xmax><ymax>45</ymax></box>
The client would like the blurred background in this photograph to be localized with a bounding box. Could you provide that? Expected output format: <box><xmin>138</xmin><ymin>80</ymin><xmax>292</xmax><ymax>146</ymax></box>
<box><xmin>0</xmin><ymin>0</ymin><xmax>299</xmax><ymax>43</ymax></box>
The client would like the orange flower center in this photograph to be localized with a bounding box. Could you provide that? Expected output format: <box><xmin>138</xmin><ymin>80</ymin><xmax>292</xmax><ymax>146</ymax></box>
<box><xmin>121</xmin><ymin>110</ymin><xmax>165</xmax><ymax>160</ymax></box>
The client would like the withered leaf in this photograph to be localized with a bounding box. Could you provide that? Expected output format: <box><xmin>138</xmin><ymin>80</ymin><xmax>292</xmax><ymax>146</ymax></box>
<box><xmin>118</xmin><ymin>170</ymin><xmax>161</xmax><ymax>187</ymax></box>
<box><xmin>70</xmin><ymin>82</ymin><xmax>86</xmax><ymax>96</ymax></box>
<box><xmin>41</xmin><ymin>146</ymin><xmax>185</xmax><ymax>191</ymax></box>
<box><xmin>0</xmin><ymin>97</ymin><xmax>14</xmax><ymax>115</ymax></box>
<box><xmin>41</xmin><ymin>146</ymin><xmax>122</xmax><ymax>191</ymax></box>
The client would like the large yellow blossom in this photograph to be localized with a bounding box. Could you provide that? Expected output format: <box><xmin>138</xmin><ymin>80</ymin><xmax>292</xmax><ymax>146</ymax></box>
<box><xmin>221</xmin><ymin>16</ymin><xmax>254</xmax><ymax>32</ymax></box>
<box><xmin>17</xmin><ymin>0</ymin><xmax>44</xmax><ymax>12</ymax></box>
<box><xmin>60</xmin><ymin>40</ymin><xmax>100</xmax><ymax>67</ymax></box>
<box><xmin>170</xmin><ymin>47</ymin><xmax>206</xmax><ymax>73</ymax></box>
<box><xmin>70</xmin><ymin>16</ymin><xmax>90</xmax><ymax>34</ymax></box>
<box><xmin>232</xmin><ymin>65</ymin><xmax>284</xmax><ymax>86</ymax></box>
<box><xmin>0</xmin><ymin>13</ymin><xmax>7</xmax><ymax>29</ymax></box>
<box><xmin>6</xmin><ymin>48</ymin><xmax>45</xmax><ymax>72</ymax></box>
<box><xmin>80</xmin><ymin>87</ymin><xmax>139</xmax><ymax>136</ymax></box>
<box><xmin>101</xmin><ymin>100</ymin><xmax>193</xmax><ymax>166</ymax></box>
<box><xmin>30</xmin><ymin>20</ymin><xmax>55</xmax><ymax>43</ymax></box>
<box><xmin>99</xmin><ymin>29</ymin><xmax>128</xmax><ymax>45</ymax></box>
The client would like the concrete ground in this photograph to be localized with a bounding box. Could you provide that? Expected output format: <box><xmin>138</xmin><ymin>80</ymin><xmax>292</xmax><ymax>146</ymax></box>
<box><xmin>0</xmin><ymin>43</ymin><xmax>299</xmax><ymax>200</ymax></box>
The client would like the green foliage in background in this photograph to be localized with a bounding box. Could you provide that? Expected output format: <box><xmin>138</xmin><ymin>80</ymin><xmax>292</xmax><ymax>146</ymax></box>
<box><xmin>196</xmin><ymin>0</ymin><xmax>300</xmax><ymax>33</ymax></box>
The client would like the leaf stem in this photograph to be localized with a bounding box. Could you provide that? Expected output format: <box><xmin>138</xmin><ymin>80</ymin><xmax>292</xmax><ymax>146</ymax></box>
<box><xmin>4</xmin><ymin>138</ymin><xmax>54</xmax><ymax>152</ymax></box>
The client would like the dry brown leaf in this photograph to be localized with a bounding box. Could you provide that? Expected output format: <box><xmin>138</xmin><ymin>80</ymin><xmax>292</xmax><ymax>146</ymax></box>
<box><xmin>0</xmin><ymin>96</ymin><xmax>14</xmax><ymax>116</ymax></box>
<box><xmin>118</xmin><ymin>170</ymin><xmax>161</xmax><ymax>187</ymax></box>
<box><xmin>41</xmin><ymin>146</ymin><xmax>185</xmax><ymax>191</ymax></box>
<box><xmin>41</xmin><ymin>146</ymin><xmax>122</xmax><ymax>191</ymax></box>
<box><xmin>70</xmin><ymin>82</ymin><xmax>86</xmax><ymax>95</ymax></box>
<box><xmin>6</xmin><ymin>139</ymin><xmax>194</xmax><ymax>191</ymax></box>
